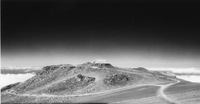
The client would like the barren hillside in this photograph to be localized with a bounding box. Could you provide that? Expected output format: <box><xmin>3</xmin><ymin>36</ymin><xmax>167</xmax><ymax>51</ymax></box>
<box><xmin>1</xmin><ymin>62</ymin><xmax>183</xmax><ymax>103</ymax></box>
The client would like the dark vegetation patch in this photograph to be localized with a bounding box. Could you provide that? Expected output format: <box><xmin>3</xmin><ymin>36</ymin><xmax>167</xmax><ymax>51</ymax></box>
<box><xmin>104</xmin><ymin>74</ymin><xmax>131</xmax><ymax>86</ymax></box>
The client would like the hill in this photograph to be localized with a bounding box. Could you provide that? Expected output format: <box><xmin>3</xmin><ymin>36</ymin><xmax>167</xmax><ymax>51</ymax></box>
<box><xmin>1</xmin><ymin>62</ymin><xmax>181</xmax><ymax>103</ymax></box>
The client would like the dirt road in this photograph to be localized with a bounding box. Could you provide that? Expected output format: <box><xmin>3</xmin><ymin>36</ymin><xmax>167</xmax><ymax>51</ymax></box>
<box><xmin>157</xmin><ymin>79</ymin><xmax>181</xmax><ymax>104</ymax></box>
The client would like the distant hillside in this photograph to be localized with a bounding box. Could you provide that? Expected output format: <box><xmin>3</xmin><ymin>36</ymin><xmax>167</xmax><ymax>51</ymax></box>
<box><xmin>1</xmin><ymin>62</ymin><xmax>176</xmax><ymax>103</ymax></box>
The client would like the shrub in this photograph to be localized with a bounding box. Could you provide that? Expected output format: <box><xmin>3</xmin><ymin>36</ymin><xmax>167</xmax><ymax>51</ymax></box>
<box><xmin>104</xmin><ymin>74</ymin><xmax>130</xmax><ymax>86</ymax></box>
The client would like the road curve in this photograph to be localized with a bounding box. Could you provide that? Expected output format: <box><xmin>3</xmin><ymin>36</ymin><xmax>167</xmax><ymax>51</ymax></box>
<box><xmin>157</xmin><ymin>79</ymin><xmax>181</xmax><ymax>104</ymax></box>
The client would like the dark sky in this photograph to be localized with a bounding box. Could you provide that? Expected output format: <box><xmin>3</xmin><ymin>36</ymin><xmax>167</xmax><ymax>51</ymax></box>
<box><xmin>1</xmin><ymin>0</ymin><xmax>200</xmax><ymax>68</ymax></box>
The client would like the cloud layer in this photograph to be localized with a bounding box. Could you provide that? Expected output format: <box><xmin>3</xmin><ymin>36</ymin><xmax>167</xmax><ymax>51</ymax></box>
<box><xmin>0</xmin><ymin>73</ymin><xmax>35</xmax><ymax>88</ymax></box>
<box><xmin>176</xmin><ymin>75</ymin><xmax>200</xmax><ymax>83</ymax></box>
<box><xmin>148</xmin><ymin>67</ymin><xmax>200</xmax><ymax>73</ymax></box>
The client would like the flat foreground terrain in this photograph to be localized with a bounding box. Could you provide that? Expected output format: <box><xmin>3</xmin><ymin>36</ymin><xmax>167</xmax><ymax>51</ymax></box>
<box><xmin>75</xmin><ymin>79</ymin><xmax>200</xmax><ymax>104</ymax></box>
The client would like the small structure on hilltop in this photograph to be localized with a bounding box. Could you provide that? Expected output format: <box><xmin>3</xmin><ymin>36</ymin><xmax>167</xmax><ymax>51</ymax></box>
<box><xmin>94</xmin><ymin>59</ymin><xmax>107</xmax><ymax>63</ymax></box>
<box><xmin>92</xmin><ymin>59</ymin><xmax>114</xmax><ymax>68</ymax></box>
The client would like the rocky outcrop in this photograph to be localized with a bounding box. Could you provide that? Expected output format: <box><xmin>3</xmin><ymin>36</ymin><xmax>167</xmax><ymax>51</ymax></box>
<box><xmin>104</xmin><ymin>74</ymin><xmax>131</xmax><ymax>86</ymax></box>
<box><xmin>1</xmin><ymin>82</ymin><xmax>20</xmax><ymax>92</ymax></box>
